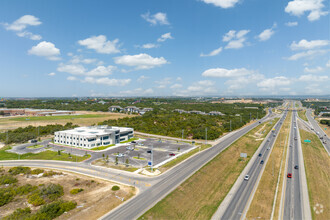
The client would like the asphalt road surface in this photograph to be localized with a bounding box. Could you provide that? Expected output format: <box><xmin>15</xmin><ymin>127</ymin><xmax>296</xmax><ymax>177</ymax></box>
<box><xmin>221</xmin><ymin>110</ymin><xmax>287</xmax><ymax>220</ymax></box>
<box><xmin>283</xmin><ymin>110</ymin><xmax>302</xmax><ymax>220</ymax></box>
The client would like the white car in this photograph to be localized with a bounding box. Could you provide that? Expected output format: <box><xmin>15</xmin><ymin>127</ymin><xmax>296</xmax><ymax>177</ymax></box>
<box><xmin>244</xmin><ymin>175</ymin><xmax>250</xmax><ymax>181</ymax></box>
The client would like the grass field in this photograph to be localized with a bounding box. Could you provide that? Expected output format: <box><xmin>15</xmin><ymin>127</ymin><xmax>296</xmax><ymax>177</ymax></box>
<box><xmin>300</xmin><ymin>129</ymin><xmax>330</xmax><ymax>220</ymax></box>
<box><xmin>247</xmin><ymin>111</ymin><xmax>291</xmax><ymax>219</ymax></box>
<box><xmin>140</xmin><ymin>118</ymin><xmax>279</xmax><ymax>220</ymax></box>
<box><xmin>298</xmin><ymin>110</ymin><xmax>308</xmax><ymax>121</ymax></box>
<box><xmin>0</xmin><ymin>145</ymin><xmax>90</xmax><ymax>162</ymax></box>
<box><xmin>9</xmin><ymin>114</ymin><xmax>106</xmax><ymax>121</ymax></box>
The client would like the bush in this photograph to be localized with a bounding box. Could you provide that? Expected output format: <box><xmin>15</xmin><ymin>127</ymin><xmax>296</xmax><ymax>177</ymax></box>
<box><xmin>70</xmin><ymin>188</ymin><xmax>84</xmax><ymax>195</ymax></box>
<box><xmin>16</xmin><ymin>184</ymin><xmax>38</xmax><ymax>195</ymax></box>
<box><xmin>38</xmin><ymin>200</ymin><xmax>77</xmax><ymax>219</ymax></box>
<box><xmin>8</xmin><ymin>166</ymin><xmax>31</xmax><ymax>175</ymax></box>
<box><xmin>40</xmin><ymin>183</ymin><xmax>64</xmax><ymax>201</ymax></box>
<box><xmin>0</xmin><ymin>188</ymin><xmax>15</xmax><ymax>207</ymax></box>
<box><xmin>31</xmin><ymin>169</ymin><xmax>44</xmax><ymax>175</ymax></box>
<box><xmin>3</xmin><ymin>207</ymin><xmax>31</xmax><ymax>220</ymax></box>
<box><xmin>111</xmin><ymin>185</ymin><xmax>120</xmax><ymax>191</ymax></box>
<box><xmin>42</xmin><ymin>171</ymin><xmax>62</xmax><ymax>177</ymax></box>
<box><xmin>0</xmin><ymin>174</ymin><xmax>18</xmax><ymax>185</ymax></box>
<box><xmin>28</xmin><ymin>192</ymin><xmax>45</xmax><ymax>206</ymax></box>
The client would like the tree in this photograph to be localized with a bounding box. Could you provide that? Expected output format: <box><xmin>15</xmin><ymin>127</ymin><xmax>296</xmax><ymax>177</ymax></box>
<box><xmin>102</xmin><ymin>153</ymin><xmax>105</xmax><ymax>160</ymax></box>
<box><xmin>138</xmin><ymin>153</ymin><xmax>140</xmax><ymax>159</ymax></box>
<box><xmin>125</xmin><ymin>158</ymin><xmax>129</xmax><ymax>167</ymax></box>
<box><xmin>178</xmin><ymin>147</ymin><xmax>180</xmax><ymax>152</ymax></box>
<box><xmin>106</xmin><ymin>155</ymin><xmax>109</xmax><ymax>163</ymax></box>
<box><xmin>57</xmin><ymin>150</ymin><xmax>61</xmax><ymax>155</ymax></box>
<box><xmin>115</xmin><ymin>157</ymin><xmax>118</xmax><ymax>165</ymax></box>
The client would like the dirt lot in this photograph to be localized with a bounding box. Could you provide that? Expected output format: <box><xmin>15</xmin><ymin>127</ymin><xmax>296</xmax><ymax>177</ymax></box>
<box><xmin>0</xmin><ymin>168</ymin><xmax>136</xmax><ymax>220</ymax></box>
<box><xmin>316</xmin><ymin>118</ymin><xmax>330</xmax><ymax>137</ymax></box>
<box><xmin>0</xmin><ymin>111</ymin><xmax>134</xmax><ymax>131</ymax></box>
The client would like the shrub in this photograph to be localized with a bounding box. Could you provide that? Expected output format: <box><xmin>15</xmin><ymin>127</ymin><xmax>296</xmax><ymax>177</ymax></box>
<box><xmin>0</xmin><ymin>174</ymin><xmax>18</xmax><ymax>185</ymax></box>
<box><xmin>111</xmin><ymin>185</ymin><xmax>120</xmax><ymax>191</ymax></box>
<box><xmin>31</xmin><ymin>169</ymin><xmax>44</xmax><ymax>175</ymax></box>
<box><xmin>8</xmin><ymin>166</ymin><xmax>31</xmax><ymax>175</ymax></box>
<box><xmin>38</xmin><ymin>200</ymin><xmax>77</xmax><ymax>219</ymax></box>
<box><xmin>0</xmin><ymin>188</ymin><xmax>15</xmax><ymax>207</ymax></box>
<box><xmin>70</xmin><ymin>188</ymin><xmax>84</xmax><ymax>195</ymax></box>
<box><xmin>28</xmin><ymin>192</ymin><xmax>45</xmax><ymax>206</ymax></box>
<box><xmin>16</xmin><ymin>184</ymin><xmax>38</xmax><ymax>195</ymax></box>
<box><xmin>42</xmin><ymin>171</ymin><xmax>62</xmax><ymax>177</ymax></box>
<box><xmin>3</xmin><ymin>207</ymin><xmax>31</xmax><ymax>220</ymax></box>
<box><xmin>40</xmin><ymin>183</ymin><xmax>64</xmax><ymax>201</ymax></box>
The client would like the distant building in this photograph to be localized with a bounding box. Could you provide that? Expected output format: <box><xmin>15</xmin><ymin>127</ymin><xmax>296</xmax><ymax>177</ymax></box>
<box><xmin>139</xmin><ymin>108</ymin><xmax>153</xmax><ymax>115</ymax></box>
<box><xmin>244</xmin><ymin>107</ymin><xmax>259</xmax><ymax>109</ymax></box>
<box><xmin>208</xmin><ymin>111</ymin><xmax>225</xmax><ymax>116</ymax></box>
<box><xmin>98</xmin><ymin>100</ymin><xmax>107</xmax><ymax>105</ymax></box>
<box><xmin>109</xmin><ymin>105</ymin><xmax>123</xmax><ymax>112</ymax></box>
<box><xmin>124</xmin><ymin>106</ymin><xmax>138</xmax><ymax>112</ymax></box>
<box><xmin>54</xmin><ymin>125</ymin><xmax>134</xmax><ymax>148</ymax></box>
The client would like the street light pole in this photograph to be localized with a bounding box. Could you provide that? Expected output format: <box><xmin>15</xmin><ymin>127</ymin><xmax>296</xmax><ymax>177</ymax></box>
<box><xmin>205</xmin><ymin>128</ymin><xmax>207</xmax><ymax>145</ymax></box>
<box><xmin>182</xmin><ymin>129</ymin><xmax>184</xmax><ymax>141</ymax></box>
<box><xmin>230</xmin><ymin>120</ymin><xmax>232</xmax><ymax>132</ymax></box>
<box><xmin>151</xmin><ymin>145</ymin><xmax>153</xmax><ymax>172</ymax></box>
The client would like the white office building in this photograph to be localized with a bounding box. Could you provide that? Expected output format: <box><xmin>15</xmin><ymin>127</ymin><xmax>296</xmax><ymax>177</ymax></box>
<box><xmin>54</xmin><ymin>125</ymin><xmax>134</xmax><ymax>148</ymax></box>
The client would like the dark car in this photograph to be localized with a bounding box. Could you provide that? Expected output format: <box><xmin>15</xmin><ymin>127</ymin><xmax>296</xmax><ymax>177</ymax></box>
<box><xmin>294</xmin><ymin>165</ymin><xmax>299</xmax><ymax>169</ymax></box>
<box><xmin>258</xmin><ymin>153</ymin><xmax>262</xmax><ymax>157</ymax></box>
<box><xmin>131</xmin><ymin>141</ymin><xmax>136</xmax><ymax>143</ymax></box>
<box><xmin>169</xmin><ymin>153</ymin><xmax>175</xmax><ymax>156</ymax></box>
<box><xmin>260</xmin><ymin>160</ymin><xmax>264</xmax><ymax>164</ymax></box>
<box><xmin>287</xmin><ymin>173</ymin><xmax>292</xmax><ymax>178</ymax></box>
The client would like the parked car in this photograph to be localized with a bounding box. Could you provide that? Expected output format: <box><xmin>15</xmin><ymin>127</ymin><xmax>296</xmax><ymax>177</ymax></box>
<box><xmin>294</xmin><ymin>165</ymin><xmax>299</xmax><ymax>169</ymax></box>
<box><xmin>131</xmin><ymin>141</ymin><xmax>136</xmax><ymax>144</ymax></box>
<box><xmin>287</xmin><ymin>173</ymin><xmax>292</xmax><ymax>178</ymax></box>
<box><xmin>169</xmin><ymin>153</ymin><xmax>175</xmax><ymax>156</ymax></box>
<box><xmin>244</xmin><ymin>175</ymin><xmax>250</xmax><ymax>181</ymax></box>
<box><xmin>117</xmin><ymin>153</ymin><xmax>124</xmax><ymax>158</ymax></box>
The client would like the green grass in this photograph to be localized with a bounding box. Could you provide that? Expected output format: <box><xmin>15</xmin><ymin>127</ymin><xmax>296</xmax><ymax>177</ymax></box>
<box><xmin>298</xmin><ymin>110</ymin><xmax>308</xmax><ymax>122</ymax></box>
<box><xmin>9</xmin><ymin>114</ymin><xmax>106</xmax><ymax>122</ymax></box>
<box><xmin>120</xmin><ymin>137</ymin><xmax>139</xmax><ymax>144</ymax></box>
<box><xmin>133</xmin><ymin>156</ymin><xmax>146</xmax><ymax>160</ymax></box>
<box><xmin>27</xmin><ymin>145</ymin><xmax>44</xmax><ymax>149</ymax></box>
<box><xmin>0</xmin><ymin>146</ymin><xmax>90</xmax><ymax>162</ymax></box>
<box><xmin>90</xmin><ymin>144</ymin><xmax>115</xmax><ymax>151</ymax></box>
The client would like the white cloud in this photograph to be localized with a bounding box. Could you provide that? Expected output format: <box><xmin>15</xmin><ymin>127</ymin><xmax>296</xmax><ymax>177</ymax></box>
<box><xmin>226</xmin><ymin>73</ymin><xmax>264</xmax><ymax>90</ymax></box>
<box><xmin>285</xmin><ymin>0</ymin><xmax>328</xmax><ymax>21</ymax></box>
<box><xmin>257</xmin><ymin>76</ymin><xmax>291</xmax><ymax>90</ymax></box>
<box><xmin>286</xmin><ymin>49</ymin><xmax>327</xmax><ymax>60</ymax></box>
<box><xmin>48</xmin><ymin>72</ymin><xmax>56</xmax><ymax>76</ymax></box>
<box><xmin>201</xmin><ymin>0</ymin><xmax>240</xmax><ymax>9</ymax></box>
<box><xmin>114</xmin><ymin>53</ymin><xmax>168</xmax><ymax>70</ymax></box>
<box><xmin>28</xmin><ymin>41</ymin><xmax>60</xmax><ymax>60</ymax></box>
<box><xmin>178</xmin><ymin>80</ymin><xmax>217</xmax><ymax>96</ymax></box>
<box><xmin>304</xmin><ymin>66</ymin><xmax>323</xmax><ymax>73</ymax></box>
<box><xmin>16</xmin><ymin>31</ymin><xmax>42</xmax><ymax>40</ymax></box>
<box><xmin>137</xmin><ymin>75</ymin><xmax>149</xmax><ymax>82</ymax></box>
<box><xmin>155</xmin><ymin>77</ymin><xmax>172</xmax><ymax>88</ymax></box>
<box><xmin>285</xmin><ymin>21</ymin><xmax>298</xmax><ymax>26</ymax></box>
<box><xmin>86</xmin><ymin>65</ymin><xmax>116</xmax><ymax>76</ymax></box>
<box><xmin>141</xmin><ymin>12</ymin><xmax>170</xmax><ymax>25</ymax></box>
<box><xmin>176</xmin><ymin>77</ymin><xmax>182</xmax><ymax>81</ymax></box>
<box><xmin>170</xmin><ymin>84</ymin><xmax>183</xmax><ymax>89</ymax></box>
<box><xmin>202</xmin><ymin>67</ymin><xmax>253</xmax><ymax>77</ymax></box>
<box><xmin>4</xmin><ymin>15</ymin><xmax>41</xmax><ymax>31</ymax></box>
<box><xmin>257</xmin><ymin>24</ymin><xmax>276</xmax><ymax>41</ymax></box>
<box><xmin>157</xmin><ymin>32</ymin><xmax>174</xmax><ymax>42</ymax></box>
<box><xmin>139</xmin><ymin>43</ymin><xmax>160</xmax><ymax>49</ymax></box>
<box><xmin>197</xmin><ymin>80</ymin><xmax>215</xmax><ymax>86</ymax></box>
<box><xmin>119</xmin><ymin>88</ymin><xmax>154</xmax><ymax>96</ymax></box>
<box><xmin>57</xmin><ymin>63</ymin><xmax>86</xmax><ymax>75</ymax></box>
<box><xmin>78</xmin><ymin>35</ymin><xmax>121</xmax><ymax>54</ymax></box>
<box><xmin>290</xmin><ymin>39</ymin><xmax>329</xmax><ymax>50</ymax></box>
<box><xmin>70</xmin><ymin>55</ymin><xmax>98</xmax><ymax>64</ymax></box>
<box><xmin>222</xmin><ymin>30</ymin><xmax>250</xmax><ymax>49</ymax></box>
<box><xmin>200</xmin><ymin>46</ymin><xmax>222</xmax><ymax>57</ymax></box>
<box><xmin>299</xmin><ymin>74</ymin><xmax>328</xmax><ymax>81</ymax></box>
<box><xmin>67</xmin><ymin>76</ymin><xmax>77</xmax><ymax>81</ymax></box>
<box><xmin>83</xmin><ymin>77</ymin><xmax>131</xmax><ymax>86</ymax></box>
<box><xmin>326</xmin><ymin>60</ymin><xmax>330</xmax><ymax>67</ymax></box>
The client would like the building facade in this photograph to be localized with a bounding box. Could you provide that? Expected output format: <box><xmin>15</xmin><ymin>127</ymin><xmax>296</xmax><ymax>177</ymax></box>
<box><xmin>54</xmin><ymin>125</ymin><xmax>134</xmax><ymax>148</ymax></box>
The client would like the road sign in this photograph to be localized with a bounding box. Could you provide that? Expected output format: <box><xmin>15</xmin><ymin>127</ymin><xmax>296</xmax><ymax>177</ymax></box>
<box><xmin>148</xmin><ymin>161</ymin><xmax>152</xmax><ymax>166</ymax></box>
<box><xmin>240</xmin><ymin>153</ymin><xmax>247</xmax><ymax>158</ymax></box>
<box><xmin>304</xmin><ymin>139</ymin><xmax>311</xmax><ymax>143</ymax></box>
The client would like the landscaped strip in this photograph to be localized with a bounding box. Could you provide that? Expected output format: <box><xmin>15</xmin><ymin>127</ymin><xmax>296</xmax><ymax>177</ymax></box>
<box><xmin>247</xmin><ymin>111</ymin><xmax>291</xmax><ymax>219</ymax></box>
<box><xmin>139</xmin><ymin>118</ymin><xmax>279</xmax><ymax>220</ymax></box>
<box><xmin>299</xmin><ymin>129</ymin><xmax>330</xmax><ymax>220</ymax></box>
<box><xmin>298</xmin><ymin>110</ymin><xmax>308</xmax><ymax>122</ymax></box>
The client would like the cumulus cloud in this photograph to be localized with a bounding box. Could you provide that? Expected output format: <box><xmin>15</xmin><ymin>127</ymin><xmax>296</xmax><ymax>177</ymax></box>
<box><xmin>200</xmin><ymin>46</ymin><xmax>222</xmax><ymax>57</ymax></box>
<box><xmin>304</xmin><ymin>66</ymin><xmax>323</xmax><ymax>73</ymax></box>
<box><xmin>223</xmin><ymin>30</ymin><xmax>250</xmax><ymax>49</ymax></box>
<box><xmin>257</xmin><ymin>24</ymin><xmax>277</xmax><ymax>41</ymax></box>
<box><xmin>137</xmin><ymin>75</ymin><xmax>149</xmax><ymax>82</ymax></box>
<box><xmin>201</xmin><ymin>0</ymin><xmax>240</xmax><ymax>9</ymax></box>
<box><xmin>57</xmin><ymin>63</ymin><xmax>86</xmax><ymax>75</ymax></box>
<box><xmin>157</xmin><ymin>32</ymin><xmax>174</xmax><ymax>42</ymax></box>
<box><xmin>138</xmin><ymin>43</ymin><xmax>160</xmax><ymax>49</ymax></box>
<box><xmin>70</xmin><ymin>55</ymin><xmax>99</xmax><ymax>64</ymax></box>
<box><xmin>326</xmin><ymin>60</ymin><xmax>330</xmax><ymax>67</ymax></box>
<box><xmin>48</xmin><ymin>72</ymin><xmax>56</xmax><ymax>76</ymax></box>
<box><xmin>299</xmin><ymin>74</ymin><xmax>329</xmax><ymax>81</ymax></box>
<box><xmin>78</xmin><ymin>35</ymin><xmax>121</xmax><ymax>54</ymax></box>
<box><xmin>3</xmin><ymin>15</ymin><xmax>42</xmax><ymax>40</ymax></box>
<box><xmin>86</xmin><ymin>65</ymin><xmax>116</xmax><ymax>76</ymax></box>
<box><xmin>202</xmin><ymin>67</ymin><xmax>253</xmax><ymax>77</ymax></box>
<box><xmin>285</xmin><ymin>21</ymin><xmax>298</xmax><ymax>26</ymax></box>
<box><xmin>285</xmin><ymin>0</ymin><xmax>328</xmax><ymax>21</ymax></box>
<box><xmin>257</xmin><ymin>76</ymin><xmax>291</xmax><ymax>90</ymax></box>
<box><xmin>170</xmin><ymin>83</ymin><xmax>183</xmax><ymax>89</ymax></box>
<box><xmin>119</xmin><ymin>88</ymin><xmax>154</xmax><ymax>96</ymax></box>
<box><xmin>155</xmin><ymin>77</ymin><xmax>172</xmax><ymax>89</ymax></box>
<box><xmin>286</xmin><ymin>49</ymin><xmax>327</xmax><ymax>60</ymax></box>
<box><xmin>290</xmin><ymin>39</ymin><xmax>329</xmax><ymax>50</ymax></box>
<box><xmin>226</xmin><ymin>73</ymin><xmax>264</xmax><ymax>90</ymax></box>
<box><xmin>67</xmin><ymin>76</ymin><xmax>77</xmax><ymax>81</ymax></box>
<box><xmin>83</xmin><ymin>77</ymin><xmax>131</xmax><ymax>86</ymax></box>
<box><xmin>141</xmin><ymin>12</ymin><xmax>170</xmax><ymax>25</ymax></box>
<box><xmin>114</xmin><ymin>53</ymin><xmax>168</xmax><ymax>70</ymax></box>
<box><xmin>28</xmin><ymin>41</ymin><xmax>60</xmax><ymax>60</ymax></box>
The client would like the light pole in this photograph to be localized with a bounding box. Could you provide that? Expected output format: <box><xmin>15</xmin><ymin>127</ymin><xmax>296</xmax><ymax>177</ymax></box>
<box><xmin>230</xmin><ymin>120</ymin><xmax>232</xmax><ymax>132</ymax></box>
<box><xmin>182</xmin><ymin>129</ymin><xmax>184</xmax><ymax>141</ymax></box>
<box><xmin>151</xmin><ymin>145</ymin><xmax>153</xmax><ymax>172</ymax></box>
<box><xmin>205</xmin><ymin>128</ymin><xmax>207</xmax><ymax>145</ymax></box>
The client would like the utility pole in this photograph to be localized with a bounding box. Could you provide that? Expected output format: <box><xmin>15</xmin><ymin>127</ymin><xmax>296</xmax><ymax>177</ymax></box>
<box><xmin>250</xmin><ymin>112</ymin><xmax>251</xmax><ymax>121</ymax></box>
<box><xmin>257</xmin><ymin>112</ymin><xmax>258</xmax><ymax>120</ymax></box>
<box><xmin>205</xmin><ymin>128</ymin><xmax>207</xmax><ymax>145</ymax></box>
<box><xmin>240</xmin><ymin>115</ymin><xmax>242</xmax><ymax>123</ymax></box>
<box><xmin>182</xmin><ymin>129</ymin><xmax>184</xmax><ymax>141</ymax></box>
<box><xmin>6</xmin><ymin>130</ymin><xmax>8</xmax><ymax>143</ymax></box>
<box><xmin>151</xmin><ymin>145</ymin><xmax>153</xmax><ymax>172</ymax></box>
<box><xmin>230</xmin><ymin>120</ymin><xmax>232</xmax><ymax>132</ymax></box>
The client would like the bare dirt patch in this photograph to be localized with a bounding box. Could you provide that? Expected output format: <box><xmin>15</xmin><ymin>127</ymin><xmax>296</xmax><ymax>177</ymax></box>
<box><xmin>0</xmin><ymin>168</ymin><xmax>136</xmax><ymax>219</ymax></box>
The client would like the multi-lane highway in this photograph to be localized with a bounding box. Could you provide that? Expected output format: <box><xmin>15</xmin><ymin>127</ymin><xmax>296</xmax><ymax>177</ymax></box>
<box><xmin>282</xmin><ymin>110</ymin><xmax>303</xmax><ymax>220</ymax></box>
<box><xmin>219</xmin><ymin>110</ymin><xmax>287</xmax><ymax>220</ymax></box>
<box><xmin>0</xmin><ymin>109</ymin><xmax>276</xmax><ymax>220</ymax></box>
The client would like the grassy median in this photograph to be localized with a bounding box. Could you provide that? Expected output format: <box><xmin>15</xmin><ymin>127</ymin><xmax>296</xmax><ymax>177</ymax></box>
<box><xmin>298</xmin><ymin>110</ymin><xmax>308</xmax><ymax>122</ymax></box>
<box><xmin>139</xmin><ymin>118</ymin><xmax>279</xmax><ymax>220</ymax></box>
<box><xmin>247</xmin><ymin>111</ymin><xmax>291</xmax><ymax>219</ymax></box>
<box><xmin>300</xmin><ymin>129</ymin><xmax>330</xmax><ymax>220</ymax></box>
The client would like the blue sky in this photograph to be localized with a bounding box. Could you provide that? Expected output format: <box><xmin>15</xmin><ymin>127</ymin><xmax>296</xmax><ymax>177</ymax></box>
<box><xmin>0</xmin><ymin>0</ymin><xmax>329</xmax><ymax>97</ymax></box>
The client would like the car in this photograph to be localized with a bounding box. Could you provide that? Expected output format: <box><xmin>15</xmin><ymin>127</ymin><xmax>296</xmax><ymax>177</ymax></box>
<box><xmin>260</xmin><ymin>160</ymin><xmax>264</xmax><ymax>164</ymax></box>
<box><xmin>258</xmin><ymin>153</ymin><xmax>262</xmax><ymax>157</ymax></box>
<box><xmin>294</xmin><ymin>137</ymin><xmax>297</xmax><ymax>140</ymax></box>
<box><xmin>311</xmin><ymin>128</ymin><xmax>314</xmax><ymax>130</ymax></box>
<box><xmin>126</xmin><ymin>146</ymin><xmax>134</xmax><ymax>151</ymax></box>
<box><xmin>259</xmin><ymin>121</ymin><xmax>261</xmax><ymax>124</ymax></box>
<box><xmin>267</xmin><ymin>139</ymin><xmax>270</xmax><ymax>142</ymax></box>
<box><xmin>294</xmin><ymin>165</ymin><xmax>299</xmax><ymax>169</ymax></box>
<box><xmin>244</xmin><ymin>175</ymin><xmax>250</xmax><ymax>181</ymax></box>
<box><xmin>169</xmin><ymin>153</ymin><xmax>175</xmax><ymax>156</ymax></box>
<box><xmin>117</xmin><ymin>153</ymin><xmax>124</xmax><ymax>158</ymax></box>
<box><xmin>287</xmin><ymin>173</ymin><xmax>292</xmax><ymax>178</ymax></box>
<box><xmin>131</xmin><ymin>141</ymin><xmax>136</xmax><ymax>144</ymax></box>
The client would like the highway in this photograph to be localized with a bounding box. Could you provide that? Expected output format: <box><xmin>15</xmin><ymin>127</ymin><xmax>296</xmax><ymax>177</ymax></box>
<box><xmin>282</xmin><ymin>110</ymin><xmax>303</xmax><ymax>220</ymax></box>
<box><xmin>0</xmin><ymin>109</ymin><xmax>275</xmax><ymax>220</ymax></box>
<box><xmin>220</xmin><ymin>110</ymin><xmax>287</xmax><ymax>220</ymax></box>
